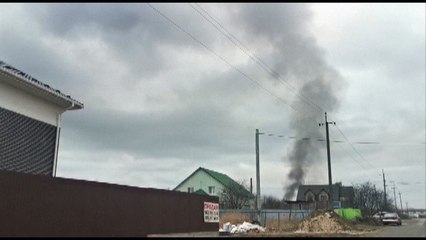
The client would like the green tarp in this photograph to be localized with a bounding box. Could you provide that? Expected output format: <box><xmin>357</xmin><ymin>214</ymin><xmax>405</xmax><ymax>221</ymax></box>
<box><xmin>337</xmin><ymin>208</ymin><xmax>362</xmax><ymax>220</ymax></box>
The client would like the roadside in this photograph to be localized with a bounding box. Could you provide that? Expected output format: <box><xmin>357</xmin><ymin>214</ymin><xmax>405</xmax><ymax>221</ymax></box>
<box><xmin>364</xmin><ymin>218</ymin><xmax>426</xmax><ymax>238</ymax></box>
<box><xmin>220</xmin><ymin>210</ymin><xmax>382</xmax><ymax>237</ymax></box>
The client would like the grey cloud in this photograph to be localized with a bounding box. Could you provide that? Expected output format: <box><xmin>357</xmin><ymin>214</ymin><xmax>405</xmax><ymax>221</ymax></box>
<box><xmin>0</xmin><ymin>27</ymin><xmax>87</xmax><ymax>102</ymax></box>
<box><xmin>25</xmin><ymin>3</ymin><xmax>222</xmax><ymax>79</ymax></box>
<box><xmin>62</xmin><ymin>102</ymin><xmax>251</xmax><ymax>160</ymax></box>
<box><xmin>27</xmin><ymin>3</ymin><xmax>142</xmax><ymax>36</ymax></box>
<box><xmin>234</xmin><ymin>3</ymin><xmax>311</xmax><ymax>42</ymax></box>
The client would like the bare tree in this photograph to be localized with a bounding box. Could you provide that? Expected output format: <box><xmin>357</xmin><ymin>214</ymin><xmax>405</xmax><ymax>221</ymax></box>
<box><xmin>261</xmin><ymin>195</ymin><xmax>289</xmax><ymax>209</ymax></box>
<box><xmin>353</xmin><ymin>181</ymin><xmax>396</xmax><ymax>216</ymax></box>
<box><xmin>220</xmin><ymin>179</ymin><xmax>254</xmax><ymax>209</ymax></box>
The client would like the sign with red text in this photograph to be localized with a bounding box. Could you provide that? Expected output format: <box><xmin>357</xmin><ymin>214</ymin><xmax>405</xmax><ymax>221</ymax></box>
<box><xmin>203</xmin><ymin>202</ymin><xmax>219</xmax><ymax>223</ymax></box>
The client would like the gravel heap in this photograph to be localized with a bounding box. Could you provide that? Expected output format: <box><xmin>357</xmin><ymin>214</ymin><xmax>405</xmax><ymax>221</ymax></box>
<box><xmin>296</xmin><ymin>210</ymin><xmax>355</xmax><ymax>233</ymax></box>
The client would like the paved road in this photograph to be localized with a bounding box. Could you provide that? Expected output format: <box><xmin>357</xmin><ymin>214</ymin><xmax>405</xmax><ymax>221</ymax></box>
<box><xmin>366</xmin><ymin>218</ymin><xmax>426</xmax><ymax>237</ymax></box>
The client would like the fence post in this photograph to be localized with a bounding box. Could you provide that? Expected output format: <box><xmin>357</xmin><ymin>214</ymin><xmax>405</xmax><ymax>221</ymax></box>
<box><xmin>263</xmin><ymin>211</ymin><xmax>266</xmax><ymax>227</ymax></box>
<box><xmin>278</xmin><ymin>211</ymin><xmax>280</xmax><ymax>231</ymax></box>
<box><xmin>289</xmin><ymin>208</ymin><xmax>292</xmax><ymax>221</ymax></box>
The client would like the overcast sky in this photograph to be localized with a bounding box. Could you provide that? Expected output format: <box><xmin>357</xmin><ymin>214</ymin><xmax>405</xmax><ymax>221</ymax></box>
<box><xmin>1</xmin><ymin>3</ymin><xmax>424</xmax><ymax>209</ymax></box>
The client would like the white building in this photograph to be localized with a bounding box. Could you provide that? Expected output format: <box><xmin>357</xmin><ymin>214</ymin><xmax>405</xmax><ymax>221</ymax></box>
<box><xmin>0</xmin><ymin>61</ymin><xmax>83</xmax><ymax>176</ymax></box>
<box><xmin>174</xmin><ymin>167</ymin><xmax>254</xmax><ymax>208</ymax></box>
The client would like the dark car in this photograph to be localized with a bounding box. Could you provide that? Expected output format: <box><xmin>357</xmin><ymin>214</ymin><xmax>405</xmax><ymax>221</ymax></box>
<box><xmin>382</xmin><ymin>212</ymin><xmax>402</xmax><ymax>226</ymax></box>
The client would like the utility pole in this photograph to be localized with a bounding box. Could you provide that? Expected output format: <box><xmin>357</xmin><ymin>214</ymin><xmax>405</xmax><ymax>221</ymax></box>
<box><xmin>399</xmin><ymin>191</ymin><xmax>403</xmax><ymax>215</ymax></box>
<box><xmin>319</xmin><ymin>112</ymin><xmax>335</xmax><ymax>209</ymax></box>
<box><xmin>392</xmin><ymin>182</ymin><xmax>398</xmax><ymax>212</ymax></box>
<box><xmin>373</xmin><ymin>185</ymin><xmax>378</xmax><ymax>213</ymax></box>
<box><xmin>406</xmin><ymin>202</ymin><xmax>409</xmax><ymax>215</ymax></box>
<box><xmin>255</xmin><ymin>129</ymin><xmax>264</xmax><ymax>222</ymax></box>
<box><xmin>382</xmin><ymin>169</ymin><xmax>387</xmax><ymax>211</ymax></box>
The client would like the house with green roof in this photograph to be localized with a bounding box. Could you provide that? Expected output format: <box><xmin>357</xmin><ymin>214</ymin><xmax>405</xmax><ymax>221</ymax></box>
<box><xmin>174</xmin><ymin>167</ymin><xmax>254</xmax><ymax>209</ymax></box>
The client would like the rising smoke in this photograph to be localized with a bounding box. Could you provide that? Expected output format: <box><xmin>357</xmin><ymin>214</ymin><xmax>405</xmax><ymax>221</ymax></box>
<box><xmin>283</xmin><ymin>80</ymin><xmax>341</xmax><ymax>200</ymax></box>
<box><xmin>235</xmin><ymin>3</ymin><xmax>345</xmax><ymax>200</ymax></box>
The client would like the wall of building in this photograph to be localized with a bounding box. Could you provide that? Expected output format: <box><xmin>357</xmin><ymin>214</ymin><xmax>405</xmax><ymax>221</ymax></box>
<box><xmin>175</xmin><ymin>170</ymin><xmax>223</xmax><ymax>196</ymax></box>
<box><xmin>0</xmin><ymin>79</ymin><xmax>63</xmax><ymax>126</ymax></box>
<box><xmin>0</xmin><ymin>107</ymin><xmax>56</xmax><ymax>175</ymax></box>
<box><xmin>0</xmin><ymin>170</ymin><xmax>219</xmax><ymax>237</ymax></box>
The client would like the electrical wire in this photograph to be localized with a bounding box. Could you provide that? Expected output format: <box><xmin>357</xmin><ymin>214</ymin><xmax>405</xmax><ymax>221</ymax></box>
<box><xmin>148</xmin><ymin>4</ymin><xmax>421</xmax><ymax>188</ymax></box>
<box><xmin>189</xmin><ymin>3</ymin><xmax>325</xmax><ymax>116</ymax></box>
<box><xmin>332</xmin><ymin>124</ymin><xmax>379</xmax><ymax>170</ymax></box>
<box><xmin>147</xmin><ymin>3</ymin><xmax>320</xmax><ymax>125</ymax></box>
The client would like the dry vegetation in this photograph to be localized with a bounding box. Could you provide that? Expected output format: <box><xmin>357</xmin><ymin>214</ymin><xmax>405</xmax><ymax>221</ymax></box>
<box><xmin>264</xmin><ymin>218</ymin><xmax>303</xmax><ymax>232</ymax></box>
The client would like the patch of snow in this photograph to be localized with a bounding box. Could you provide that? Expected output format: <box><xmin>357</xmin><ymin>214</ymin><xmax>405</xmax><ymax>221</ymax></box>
<box><xmin>222</xmin><ymin>221</ymin><xmax>265</xmax><ymax>234</ymax></box>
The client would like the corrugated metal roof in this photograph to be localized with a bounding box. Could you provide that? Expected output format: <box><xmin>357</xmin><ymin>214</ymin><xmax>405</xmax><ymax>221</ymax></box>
<box><xmin>174</xmin><ymin>167</ymin><xmax>253</xmax><ymax>198</ymax></box>
<box><xmin>194</xmin><ymin>188</ymin><xmax>209</xmax><ymax>196</ymax></box>
<box><xmin>199</xmin><ymin>167</ymin><xmax>253</xmax><ymax>197</ymax></box>
<box><xmin>0</xmin><ymin>60</ymin><xmax>83</xmax><ymax>110</ymax></box>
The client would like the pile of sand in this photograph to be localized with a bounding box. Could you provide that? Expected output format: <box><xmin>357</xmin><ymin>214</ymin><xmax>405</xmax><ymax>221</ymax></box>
<box><xmin>296</xmin><ymin>210</ymin><xmax>354</xmax><ymax>233</ymax></box>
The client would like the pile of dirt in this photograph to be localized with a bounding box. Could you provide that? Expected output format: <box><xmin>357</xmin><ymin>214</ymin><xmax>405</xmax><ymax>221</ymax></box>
<box><xmin>296</xmin><ymin>210</ymin><xmax>355</xmax><ymax>233</ymax></box>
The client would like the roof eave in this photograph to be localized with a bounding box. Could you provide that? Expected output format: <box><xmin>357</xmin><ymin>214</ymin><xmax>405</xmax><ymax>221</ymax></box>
<box><xmin>0</xmin><ymin>70</ymin><xmax>84</xmax><ymax>111</ymax></box>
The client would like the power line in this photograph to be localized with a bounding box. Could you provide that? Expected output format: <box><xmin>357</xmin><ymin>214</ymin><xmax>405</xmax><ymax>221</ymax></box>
<box><xmin>260</xmin><ymin>131</ymin><xmax>423</xmax><ymax>145</ymax></box>
<box><xmin>147</xmin><ymin>3</ymin><xmax>321</xmax><ymax>125</ymax></box>
<box><xmin>189</xmin><ymin>3</ymin><xmax>325</xmax><ymax>116</ymax></box>
<box><xmin>261</xmin><ymin>129</ymin><xmax>376</xmax><ymax>180</ymax></box>
<box><xmin>148</xmin><ymin>3</ymin><xmax>403</xmax><ymax>181</ymax></box>
<box><xmin>188</xmin><ymin>4</ymin><xmax>392</xmax><ymax>178</ymax></box>
<box><xmin>332</xmin><ymin>124</ymin><xmax>379</xmax><ymax>170</ymax></box>
<box><xmin>333</xmin><ymin>138</ymin><xmax>371</xmax><ymax>172</ymax></box>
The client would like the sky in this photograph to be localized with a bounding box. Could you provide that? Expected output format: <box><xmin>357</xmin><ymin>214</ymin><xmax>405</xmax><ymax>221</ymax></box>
<box><xmin>0</xmin><ymin>3</ymin><xmax>424</xmax><ymax>209</ymax></box>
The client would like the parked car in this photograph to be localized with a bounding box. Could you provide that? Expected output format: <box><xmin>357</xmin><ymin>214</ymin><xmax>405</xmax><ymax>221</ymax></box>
<box><xmin>382</xmin><ymin>212</ymin><xmax>402</xmax><ymax>226</ymax></box>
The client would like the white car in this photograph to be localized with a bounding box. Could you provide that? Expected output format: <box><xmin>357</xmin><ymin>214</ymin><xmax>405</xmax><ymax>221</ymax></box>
<box><xmin>382</xmin><ymin>212</ymin><xmax>402</xmax><ymax>226</ymax></box>
<box><xmin>373</xmin><ymin>211</ymin><xmax>387</xmax><ymax>219</ymax></box>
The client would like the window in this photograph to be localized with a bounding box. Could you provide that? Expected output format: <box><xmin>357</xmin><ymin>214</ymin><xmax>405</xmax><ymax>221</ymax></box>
<box><xmin>319</xmin><ymin>191</ymin><xmax>329</xmax><ymax>201</ymax></box>
<box><xmin>208</xmin><ymin>186</ymin><xmax>215</xmax><ymax>194</ymax></box>
<box><xmin>188</xmin><ymin>187</ymin><xmax>194</xmax><ymax>193</ymax></box>
<box><xmin>306</xmin><ymin>191</ymin><xmax>315</xmax><ymax>202</ymax></box>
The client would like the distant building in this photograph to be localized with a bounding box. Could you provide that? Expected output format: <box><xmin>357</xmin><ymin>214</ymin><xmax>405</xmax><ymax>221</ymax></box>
<box><xmin>0</xmin><ymin>61</ymin><xmax>83</xmax><ymax>176</ymax></box>
<box><xmin>174</xmin><ymin>167</ymin><xmax>254</xmax><ymax>208</ymax></box>
<box><xmin>296</xmin><ymin>183</ymin><xmax>354</xmax><ymax>209</ymax></box>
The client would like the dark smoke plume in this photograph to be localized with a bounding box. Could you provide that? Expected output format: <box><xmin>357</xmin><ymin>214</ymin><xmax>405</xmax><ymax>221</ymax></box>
<box><xmin>235</xmin><ymin>3</ymin><xmax>345</xmax><ymax>200</ymax></box>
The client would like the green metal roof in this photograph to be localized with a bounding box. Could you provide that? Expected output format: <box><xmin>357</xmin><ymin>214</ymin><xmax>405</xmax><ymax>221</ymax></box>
<box><xmin>194</xmin><ymin>188</ymin><xmax>209</xmax><ymax>196</ymax></box>
<box><xmin>201</xmin><ymin>168</ymin><xmax>238</xmax><ymax>188</ymax></box>
<box><xmin>201</xmin><ymin>167</ymin><xmax>253</xmax><ymax>198</ymax></box>
<box><xmin>174</xmin><ymin>167</ymin><xmax>253</xmax><ymax>198</ymax></box>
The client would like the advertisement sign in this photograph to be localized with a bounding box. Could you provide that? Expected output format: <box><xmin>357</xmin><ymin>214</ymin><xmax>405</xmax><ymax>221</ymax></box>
<box><xmin>203</xmin><ymin>202</ymin><xmax>219</xmax><ymax>223</ymax></box>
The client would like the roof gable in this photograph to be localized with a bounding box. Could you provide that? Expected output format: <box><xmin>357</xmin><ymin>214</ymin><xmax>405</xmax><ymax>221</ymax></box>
<box><xmin>296</xmin><ymin>184</ymin><xmax>353</xmax><ymax>201</ymax></box>
<box><xmin>174</xmin><ymin>167</ymin><xmax>252</xmax><ymax>197</ymax></box>
<box><xmin>173</xmin><ymin>167</ymin><xmax>203</xmax><ymax>191</ymax></box>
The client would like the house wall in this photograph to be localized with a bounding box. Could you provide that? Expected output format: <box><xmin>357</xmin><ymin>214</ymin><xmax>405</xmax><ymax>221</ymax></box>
<box><xmin>0</xmin><ymin>79</ymin><xmax>65</xmax><ymax>176</ymax></box>
<box><xmin>0</xmin><ymin>79</ymin><xmax>63</xmax><ymax>126</ymax></box>
<box><xmin>175</xmin><ymin>170</ymin><xmax>224</xmax><ymax>196</ymax></box>
<box><xmin>0</xmin><ymin>106</ymin><xmax>57</xmax><ymax>175</ymax></box>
